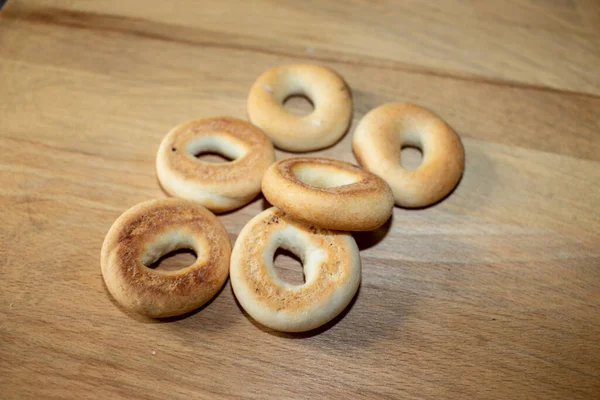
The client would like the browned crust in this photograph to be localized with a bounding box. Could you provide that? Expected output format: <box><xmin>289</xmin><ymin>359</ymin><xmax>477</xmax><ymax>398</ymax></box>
<box><xmin>164</xmin><ymin>117</ymin><xmax>273</xmax><ymax>182</ymax></box>
<box><xmin>236</xmin><ymin>208</ymin><xmax>355</xmax><ymax>311</ymax></box>
<box><xmin>262</xmin><ymin>157</ymin><xmax>394</xmax><ymax>231</ymax></box>
<box><xmin>101</xmin><ymin>199</ymin><xmax>231</xmax><ymax>317</ymax></box>
<box><xmin>277</xmin><ymin>157</ymin><xmax>386</xmax><ymax>196</ymax></box>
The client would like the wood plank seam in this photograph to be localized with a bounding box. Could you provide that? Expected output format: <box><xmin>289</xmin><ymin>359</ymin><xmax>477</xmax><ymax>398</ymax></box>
<box><xmin>3</xmin><ymin>5</ymin><xmax>599</xmax><ymax>100</ymax></box>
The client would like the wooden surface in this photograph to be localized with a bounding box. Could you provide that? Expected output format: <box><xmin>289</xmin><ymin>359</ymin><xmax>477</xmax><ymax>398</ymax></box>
<box><xmin>1</xmin><ymin>0</ymin><xmax>599</xmax><ymax>398</ymax></box>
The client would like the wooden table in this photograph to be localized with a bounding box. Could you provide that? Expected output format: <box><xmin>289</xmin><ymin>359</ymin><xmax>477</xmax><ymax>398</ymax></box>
<box><xmin>1</xmin><ymin>1</ymin><xmax>599</xmax><ymax>398</ymax></box>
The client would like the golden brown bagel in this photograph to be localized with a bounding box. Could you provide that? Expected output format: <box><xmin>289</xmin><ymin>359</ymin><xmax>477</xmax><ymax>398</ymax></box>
<box><xmin>100</xmin><ymin>198</ymin><xmax>231</xmax><ymax>318</ymax></box>
<box><xmin>353</xmin><ymin>103</ymin><xmax>465</xmax><ymax>208</ymax></box>
<box><xmin>262</xmin><ymin>157</ymin><xmax>394</xmax><ymax>231</ymax></box>
<box><xmin>230</xmin><ymin>207</ymin><xmax>361</xmax><ymax>332</ymax></box>
<box><xmin>156</xmin><ymin>117</ymin><xmax>275</xmax><ymax>213</ymax></box>
<box><xmin>247</xmin><ymin>64</ymin><xmax>352</xmax><ymax>152</ymax></box>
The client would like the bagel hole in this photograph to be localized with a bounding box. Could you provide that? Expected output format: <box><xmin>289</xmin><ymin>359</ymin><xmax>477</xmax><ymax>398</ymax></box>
<box><xmin>283</xmin><ymin>94</ymin><xmax>314</xmax><ymax>116</ymax></box>
<box><xmin>185</xmin><ymin>135</ymin><xmax>246</xmax><ymax>164</ymax></box>
<box><xmin>146</xmin><ymin>249</ymin><xmax>197</xmax><ymax>272</ymax></box>
<box><xmin>292</xmin><ymin>164</ymin><xmax>361</xmax><ymax>188</ymax></box>
<box><xmin>400</xmin><ymin>145</ymin><xmax>423</xmax><ymax>170</ymax></box>
<box><xmin>193</xmin><ymin>151</ymin><xmax>234</xmax><ymax>164</ymax></box>
<box><xmin>273</xmin><ymin>248</ymin><xmax>305</xmax><ymax>285</ymax></box>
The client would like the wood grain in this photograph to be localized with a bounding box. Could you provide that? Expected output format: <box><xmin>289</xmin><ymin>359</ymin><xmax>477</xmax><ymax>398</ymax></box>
<box><xmin>1</xmin><ymin>0</ymin><xmax>599</xmax><ymax>399</ymax></box>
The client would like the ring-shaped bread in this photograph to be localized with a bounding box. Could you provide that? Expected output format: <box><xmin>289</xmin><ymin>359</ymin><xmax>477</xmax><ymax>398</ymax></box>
<box><xmin>156</xmin><ymin>117</ymin><xmax>275</xmax><ymax>213</ymax></box>
<box><xmin>230</xmin><ymin>207</ymin><xmax>361</xmax><ymax>332</ymax></box>
<box><xmin>262</xmin><ymin>157</ymin><xmax>394</xmax><ymax>231</ymax></box>
<box><xmin>247</xmin><ymin>64</ymin><xmax>352</xmax><ymax>152</ymax></box>
<box><xmin>101</xmin><ymin>198</ymin><xmax>231</xmax><ymax>318</ymax></box>
<box><xmin>353</xmin><ymin>103</ymin><xmax>465</xmax><ymax>208</ymax></box>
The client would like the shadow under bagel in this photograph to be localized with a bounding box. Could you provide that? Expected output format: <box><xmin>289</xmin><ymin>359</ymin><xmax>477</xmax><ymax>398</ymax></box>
<box><xmin>352</xmin><ymin>212</ymin><xmax>393</xmax><ymax>251</ymax></box>
<box><xmin>260</xmin><ymin>195</ymin><xmax>273</xmax><ymax>211</ymax></box>
<box><xmin>100</xmin><ymin>274</ymin><xmax>232</xmax><ymax>327</ymax></box>
<box><xmin>231</xmin><ymin>282</ymin><xmax>362</xmax><ymax>339</ymax></box>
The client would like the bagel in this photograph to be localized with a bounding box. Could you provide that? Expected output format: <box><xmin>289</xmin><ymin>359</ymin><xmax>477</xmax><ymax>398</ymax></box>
<box><xmin>156</xmin><ymin>117</ymin><xmax>275</xmax><ymax>213</ymax></box>
<box><xmin>262</xmin><ymin>157</ymin><xmax>393</xmax><ymax>231</ymax></box>
<box><xmin>100</xmin><ymin>198</ymin><xmax>231</xmax><ymax>318</ymax></box>
<box><xmin>230</xmin><ymin>207</ymin><xmax>361</xmax><ymax>332</ymax></box>
<box><xmin>247</xmin><ymin>64</ymin><xmax>352</xmax><ymax>152</ymax></box>
<box><xmin>353</xmin><ymin>103</ymin><xmax>465</xmax><ymax>208</ymax></box>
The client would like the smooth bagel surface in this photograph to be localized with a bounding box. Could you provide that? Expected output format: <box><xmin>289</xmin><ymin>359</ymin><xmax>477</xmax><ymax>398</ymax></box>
<box><xmin>247</xmin><ymin>64</ymin><xmax>352</xmax><ymax>152</ymax></box>
<box><xmin>353</xmin><ymin>103</ymin><xmax>465</xmax><ymax>208</ymax></box>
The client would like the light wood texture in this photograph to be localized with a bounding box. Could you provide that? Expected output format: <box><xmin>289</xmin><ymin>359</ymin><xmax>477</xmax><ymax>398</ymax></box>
<box><xmin>1</xmin><ymin>1</ymin><xmax>599</xmax><ymax>398</ymax></box>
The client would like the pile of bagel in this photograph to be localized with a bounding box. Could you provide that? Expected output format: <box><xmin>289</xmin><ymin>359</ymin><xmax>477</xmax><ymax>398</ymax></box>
<box><xmin>101</xmin><ymin>64</ymin><xmax>465</xmax><ymax>332</ymax></box>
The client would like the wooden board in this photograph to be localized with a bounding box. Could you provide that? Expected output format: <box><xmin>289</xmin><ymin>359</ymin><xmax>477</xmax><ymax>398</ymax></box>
<box><xmin>1</xmin><ymin>0</ymin><xmax>599</xmax><ymax>398</ymax></box>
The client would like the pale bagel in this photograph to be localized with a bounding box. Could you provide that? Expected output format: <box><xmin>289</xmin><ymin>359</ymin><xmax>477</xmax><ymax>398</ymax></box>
<box><xmin>247</xmin><ymin>64</ymin><xmax>352</xmax><ymax>152</ymax></box>
<box><xmin>101</xmin><ymin>198</ymin><xmax>231</xmax><ymax>318</ymax></box>
<box><xmin>353</xmin><ymin>103</ymin><xmax>465</xmax><ymax>208</ymax></box>
<box><xmin>156</xmin><ymin>117</ymin><xmax>275</xmax><ymax>213</ymax></box>
<box><xmin>262</xmin><ymin>157</ymin><xmax>394</xmax><ymax>231</ymax></box>
<box><xmin>230</xmin><ymin>207</ymin><xmax>361</xmax><ymax>332</ymax></box>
